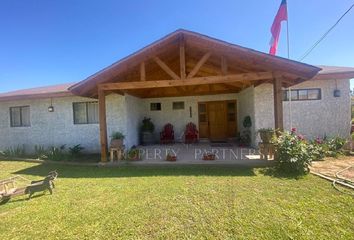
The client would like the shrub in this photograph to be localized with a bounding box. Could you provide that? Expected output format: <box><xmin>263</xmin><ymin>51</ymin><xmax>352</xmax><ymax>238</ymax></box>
<box><xmin>308</xmin><ymin>138</ymin><xmax>327</xmax><ymax>161</ymax></box>
<box><xmin>239</xmin><ymin>116</ymin><xmax>252</xmax><ymax>147</ymax></box>
<box><xmin>47</xmin><ymin>145</ymin><xmax>67</xmax><ymax>161</ymax></box>
<box><xmin>34</xmin><ymin>145</ymin><xmax>48</xmax><ymax>159</ymax></box>
<box><xmin>1</xmin><ymin>145</ymin><xmax>26</xmax><ymax>158</ymax></box>
<box><xmin>141</xmin><ymin>117</ymin><xmax>155</xmax><ymax>133</ymax></box>
<box><xmin>325</xmin><ymin>137</ymin><xmax>346</xmax><ymax>157</ymax></box>
<box><xmin>273</xmin><ymin>129</ymin><xmax>347</xmax><ymax>175</ymax></box>
<box><xmin>273</xmin><ymin>130</ymin><xmax>312</xmax><ymax>175</ymax></box>
<box><xmin>69</xmin><ymin>144</ymin><xmax>85</xmax><ymax>157</ymax></box>
<box><xmin>110</xmin><ymin>132</ymin><xmax>125</xmax><ymax>140</ymax></box>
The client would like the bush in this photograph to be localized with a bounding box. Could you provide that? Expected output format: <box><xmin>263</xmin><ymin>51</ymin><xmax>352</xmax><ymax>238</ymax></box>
<box><xmin>46</xmin><ymin>145</ymin><xmax>67</xmax><ymax>161</ymax></box>
<box><xmin>69</xmin><ymin>144</ymin><xmax>85</xmax><ymax>157</ymax></box>
<box><xmin>141</xmin><ymin>117</ymin><xmax>155</xmax><ymax>133</ymax></box>
<box><xmin>34</xmin><ymin>145</ymin><xmax>48</xmax><ymax>159</ymax></box>
<box><xmin>239</xmin><ymin>116</ymin><xmax>252</xmax><ymax>147</ymax></box>
<box><xmin>325</xmin><ymin>137</ymin><xmax>347</xmax><ymax>157</ymax></box>
<box><xmin>273</xmin><ymin>129</ymin><xmax>347</xmax><ymax>175</ymax></box>
<box><xmin>110</xmin><ymin>132</ymin><xmax>125</xmax><ymax>140</ymax></box>
<box><xmin>273</xmin><ymin>130</ymin><xmax>312</xmax><ymax>175</ymax></box>
<box><xmin>1</xmin><ymin>145</ymin><xmax>26</xmax><ymax>158</ymax></box>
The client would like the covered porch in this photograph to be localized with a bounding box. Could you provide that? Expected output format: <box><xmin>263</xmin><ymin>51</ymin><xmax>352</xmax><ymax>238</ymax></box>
<box><xmin>69</xmin><ymin>30</ymin><xmax>321</xmax><ymax>162</ymax></box>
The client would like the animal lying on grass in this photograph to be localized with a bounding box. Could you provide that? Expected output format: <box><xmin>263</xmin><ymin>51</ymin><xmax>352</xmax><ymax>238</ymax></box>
<box><xmin>25</xmin><ymin>171</ymin><xmax>58</xmax><ymax>200</ymax></box>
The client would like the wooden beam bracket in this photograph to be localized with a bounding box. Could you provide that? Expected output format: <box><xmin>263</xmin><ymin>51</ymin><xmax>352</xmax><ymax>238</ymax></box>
<box><xmin>153</xmin><ymin>56</ymin><xmax>180</xmax><ymax>80</ymax></box>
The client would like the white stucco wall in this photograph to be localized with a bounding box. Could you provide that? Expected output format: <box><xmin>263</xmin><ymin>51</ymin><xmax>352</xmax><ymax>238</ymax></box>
<box><xmin>0</xmin><ymin>94</ymin><xmax>127</xmax><ymax>153</ymax></box>
<box><xmin>0</xmin><ymin>78</ymin><xmax>350</xmax><ymax>153</ymax></box>
<box><xmin>142</xmin><ymin>93</ymin><xmax>239</xmax><ymax>141</ymax></box>
<box><xmin>237</xmin><ymin>86</ymin><xmax>256</xmax><ymax>145</ymax></box>
<box><xmin>124</xmin><ymin>94</ymin><xmax>144</xmax><ymax>148</ymax></box>
<box><xmin>253</xmin><ymin>78</ymin><xmax>351</xmax><ymax>142</ymax></box>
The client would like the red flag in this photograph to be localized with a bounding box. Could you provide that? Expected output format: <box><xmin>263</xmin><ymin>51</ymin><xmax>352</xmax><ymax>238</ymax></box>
<box><xmin>269</xmin><ymin>0</ymin><xmax>288</xmax><ymax>55</ymax></box>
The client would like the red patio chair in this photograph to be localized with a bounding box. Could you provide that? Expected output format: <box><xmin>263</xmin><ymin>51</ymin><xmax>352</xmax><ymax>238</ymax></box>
<box><xmin>160</xmin><ymin>123</ymin><xmax>175</xmax><ymax>144</ymax></box>
<box><xmin>184</xmin><ymin>122</ymin><xmax>199</xmax><ymax>144</ymax></box>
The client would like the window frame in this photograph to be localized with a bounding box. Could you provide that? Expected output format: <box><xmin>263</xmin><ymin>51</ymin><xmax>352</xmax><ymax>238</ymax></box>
<box><xmin>283</xmin><ymin>88</ymin><xmax>321</xmax><ymax>101</ymax></box>
<box><xmin>172</xmin><ymin>101</ymin><xmax>185</xmax><ymax>110</ymax></box>
<box><xmin>73</xmin><ymin>101</ymin><xmax>99</xmax><ymax>124</ymax></box>
<box><xmin>9</xmin><ymin>105</ymin><xmax>31</xmax><ymax>127</ymax></box>
<box><xmin>150</xmin><ymin>102</ymin><xmax>161</xmax><ymax>111</ymax></box>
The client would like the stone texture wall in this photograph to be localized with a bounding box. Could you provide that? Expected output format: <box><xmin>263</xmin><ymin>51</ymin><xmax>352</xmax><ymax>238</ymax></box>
<box><xmin>0</xmin><ymin>78</ymin><xmax>349</xmax><ymax>153</ymax></box>
<box><xmin>253</xmin><ymin>78</ymin><xmax>351</xmax><ymax>142</ymax></box>
<box><xmin>237</xmin><ymin>86</ymin><xmax>256</xmax><ymax>145</ymax></box>
<box><xmin>124</xmin><ymin>94</ymin><xmax>144</xmax><ymax>148</ymax></box>
<box><xmin>0</xmin><ymin>95</ymin><xmax>125</xmax><ymax>153</ymax></box>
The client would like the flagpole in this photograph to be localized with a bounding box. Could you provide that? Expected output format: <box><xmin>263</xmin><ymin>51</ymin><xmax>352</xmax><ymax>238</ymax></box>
<box><xmin>286</xmin><ymin>0</ymin><xmax>292</xmax><ymax>129</ymax></box>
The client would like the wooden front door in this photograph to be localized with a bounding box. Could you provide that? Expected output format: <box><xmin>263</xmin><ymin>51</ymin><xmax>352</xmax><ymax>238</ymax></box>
<box><xmin>208</xmin><ymin>102</ymin><xmax>227</xmax><ymax>141</ymax></box>
<box><xmin>198</xmin><ymin>100</ymin><xmax>237</xmax><ymax>141</ymax></box>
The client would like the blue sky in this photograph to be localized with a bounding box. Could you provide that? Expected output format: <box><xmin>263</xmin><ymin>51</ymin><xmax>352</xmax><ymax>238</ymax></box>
<box><xmin>0</xmin><ymin>0</ymin><xmax>353</xmax><ymax>93</ymax></box>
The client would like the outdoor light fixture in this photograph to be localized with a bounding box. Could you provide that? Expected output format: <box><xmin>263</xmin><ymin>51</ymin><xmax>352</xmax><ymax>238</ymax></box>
<box><xmin>48</xmin><ymin>98</ymin><xmax>54</xmax><ymax>112</ymax></box>
<box><xmin>333</xmin><ymin>79</ymin><xmax>341</xmax><ymax>97</ymax></box>
<box><xmin>334</xmin><ymin>89</ymin><xmax>341</xmax><ymax>97</ymax></box>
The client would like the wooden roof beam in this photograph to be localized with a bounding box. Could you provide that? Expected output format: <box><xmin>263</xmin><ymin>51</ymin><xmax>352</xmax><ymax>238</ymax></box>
<box><xmin>187</xmin><ymin>52</ymin><xmax>211</xmax><ymax>78</ymax></box>
<box><xmin>98</xmin><ymin>72</ymin><xmax>273</xmax><ymax>90</ymax></box>
<box><xmin>180</xmin><ymin>35</ymin><xmax>186</xmax><ymax>79</ymax></box>
<box><xmin>153</xmin><ymin>56</ymin><xmax>180</xmax><ymax>80</ymax></box>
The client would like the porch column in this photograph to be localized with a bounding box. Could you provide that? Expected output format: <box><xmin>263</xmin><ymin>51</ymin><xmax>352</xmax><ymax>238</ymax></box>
<box><xmin>98</xmin><ymin>89</ymin><xmax>108</xmax><ymax>162</ymax></box>
<box><xmin>273</xmin><ymin>76</ymin><xmax>284</xmax><ymax>131</ymax></box>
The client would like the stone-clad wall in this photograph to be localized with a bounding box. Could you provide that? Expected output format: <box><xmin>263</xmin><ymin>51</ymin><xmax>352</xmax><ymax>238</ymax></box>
<box><xmin>0</xmin><ymin>78</ymin><xmax>350</xmax><ymax>153</ymax></box>
<box><xmin>253</xmin><ymin>78</ymin><xmax>351</xmax><ymax>141</ymax></box>
<box><xmin>0</xmin><ymin>94</ymin><xmax>125</xmax><ymax>153</ymax></box>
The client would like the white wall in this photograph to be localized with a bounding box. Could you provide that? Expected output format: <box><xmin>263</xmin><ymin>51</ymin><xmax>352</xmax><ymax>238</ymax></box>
<box><xmin>0</xmin><ymin>94</ymin><xmax>126</xmax><ymax>153</ymax></box>
<box><xmin>237</xmin><ymin>86</ymin><xmax>256</xmax><ymax>145</ymax></box>
<box><xmin>141</xmin><ymin>93</ymin><xmax>239</xmax><ymax>141</ymax></box>
<box><xmin>124</xmin><ymin>94</ymin><xmax>144</xmax><ymax>148</ymax></box>
<box><xmin>1</xmin><ymin>78</ymin><xmax>348</xmax><ymax>154</ymax></box>
<box><xmin>253</xmin><ymin>78</ymin><xmax>351</xmax><ymax>142</ymax></box>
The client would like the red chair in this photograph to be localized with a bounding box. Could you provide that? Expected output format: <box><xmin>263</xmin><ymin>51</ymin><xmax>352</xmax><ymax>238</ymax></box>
<box><xmin>160</xmin><ymin>123</ymin><xmax>175</xmax><ymax>144</ymax></box>
<box><xmin>185</xmin><ymin>122</ymin><xmax>199</xmax><ymax>144</ymax></box>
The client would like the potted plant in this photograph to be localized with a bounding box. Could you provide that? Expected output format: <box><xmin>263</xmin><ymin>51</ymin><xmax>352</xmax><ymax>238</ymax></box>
<box><xmin>166</xmin><ymin>153</ymin><xmax>177</xmax><ymax>161</ymax></box>
<box><xmin>258</xmin><ymin>128</ymin><xmax>275</xmax><ymax>143</ymax></box>
<box><xmin>126</xmin><ymin>148</ymin><xmax>140</xmax><ymax>161</ymax></box>
<box><xmin>239</xmin><ymin>116</ymin><xmax>252</xmax><ymax>147</ymax></box>
<box><xmin>202</xmin><ymin>152</ymin><xmax>216</xmax><ymax>160</ymax></box>
<box><xmin>110</xmin><ymin>131</ymin><xmax>125</xmax><ymax>148</ymax></box>
<box><xmin>140</xmin><ymin>117</ymin><xmax>155</xmax><ymax>145</ymax></box>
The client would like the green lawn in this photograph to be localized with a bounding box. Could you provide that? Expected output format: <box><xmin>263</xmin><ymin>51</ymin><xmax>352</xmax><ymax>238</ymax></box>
<box><xmin>0</xmin><ymin>160</ymin><xmax>353</xmax><ymax>240</ymax></box>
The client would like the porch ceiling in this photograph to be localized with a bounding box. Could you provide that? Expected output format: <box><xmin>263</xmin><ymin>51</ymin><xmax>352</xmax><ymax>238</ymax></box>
<box><xmin>69</xmin><ymin>29</ymin><xmax>321</xmax><ymax>99</ymax></box>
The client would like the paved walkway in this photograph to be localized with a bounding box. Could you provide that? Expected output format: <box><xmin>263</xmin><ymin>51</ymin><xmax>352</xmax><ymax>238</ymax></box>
<box><xmin>105</xmin><ymin>143</ymin><xmax>273</xmax><ymax>167</ymax></box>
<box><xmin>310</xmin><ymin>156</ymin><xmax>354</xmax><ymax>182</ymax></box>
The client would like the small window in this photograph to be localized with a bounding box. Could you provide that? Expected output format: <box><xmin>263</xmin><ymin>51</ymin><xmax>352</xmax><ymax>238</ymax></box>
<box><xmin>150</xmin><ymin>103</ymin><xmax>161</xmax><ymax>111</ymax></box>
<box><xmin>283</xmin><ymin>89</ymin><xmax>321</xmax><ymax>101</ymax></box>
<box><xmin>10</xmin><ymin>106</ymin><xmax>30</xmax><ymax>127</ymax></box>
<box><xmin>73</xmin><ymin>102</ymin><xmax>98</xmax><ymax>124</ymax></box>
<box><xmin>172</xmin><ymin>101</ymin><xmax>184</xmax><ymax>110</ymax></box>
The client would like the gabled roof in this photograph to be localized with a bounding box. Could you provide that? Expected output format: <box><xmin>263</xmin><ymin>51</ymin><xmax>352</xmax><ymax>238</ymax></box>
<box><xmin>0</xmin><ymin>83</ymin><xmax>74</xmax><ymax>101</ymax></box>
<box><xmin>1</xmin><ymin>30</ymin><xmax>354</xmax><ymax>101</ymax></box>
<box><xmin>69</xmin><ymin>29</ymin><xmax>322</xmax><ymax>97</ymax></box>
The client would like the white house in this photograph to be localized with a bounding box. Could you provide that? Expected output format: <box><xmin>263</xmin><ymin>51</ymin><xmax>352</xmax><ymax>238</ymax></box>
<box><xmin>0</xmin><ymin>30</ymin><xmax>353</xmax><ymax>161</ymax></box>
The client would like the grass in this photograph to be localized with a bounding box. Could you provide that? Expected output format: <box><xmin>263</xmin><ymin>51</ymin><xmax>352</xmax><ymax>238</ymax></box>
<box><xmin>0</xmin><ymin>160</ymin><xmax>353</xmax><ymax>239</ymax></box>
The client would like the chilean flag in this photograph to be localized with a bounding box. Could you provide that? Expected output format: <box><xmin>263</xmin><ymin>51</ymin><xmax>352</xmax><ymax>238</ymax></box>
<box><xmin>269</xmin><ymin>0</ymin><xmax>288</xmax><ymax>55</ymax></box>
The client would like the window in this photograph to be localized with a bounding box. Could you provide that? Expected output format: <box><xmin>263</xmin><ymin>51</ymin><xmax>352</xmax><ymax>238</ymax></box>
<box><xmin>227</xmin><ymin>102</ymin><xmax>236</xmax><ymax>122</ymax></box>
<box><xmin>73</xmin><ymin>102</ymin><xmax>98</xmax><ymax>124</ymax></box>
<box><xmin>172</xmin><ymin>101</ymin><xmax>184</xmax><ymax>110</ymax></box>
<box><xmin>283</xmin><ymin>88</ymin><xmax>321</xmax><ymax>101</ymax></box>
<box><xmin>10</xmin><ymin>106</ymin><xmax>30</xmax><ymax>127</ymax></box>
<box><xmin>150</xmin><ymin>102</ymin><xmax>161</xmax><ymax>111</ymax></box>
<box><xmin>198</xmin><ymin>103</ymin><xmax>207</xmax><ymax>123</ymax></box>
